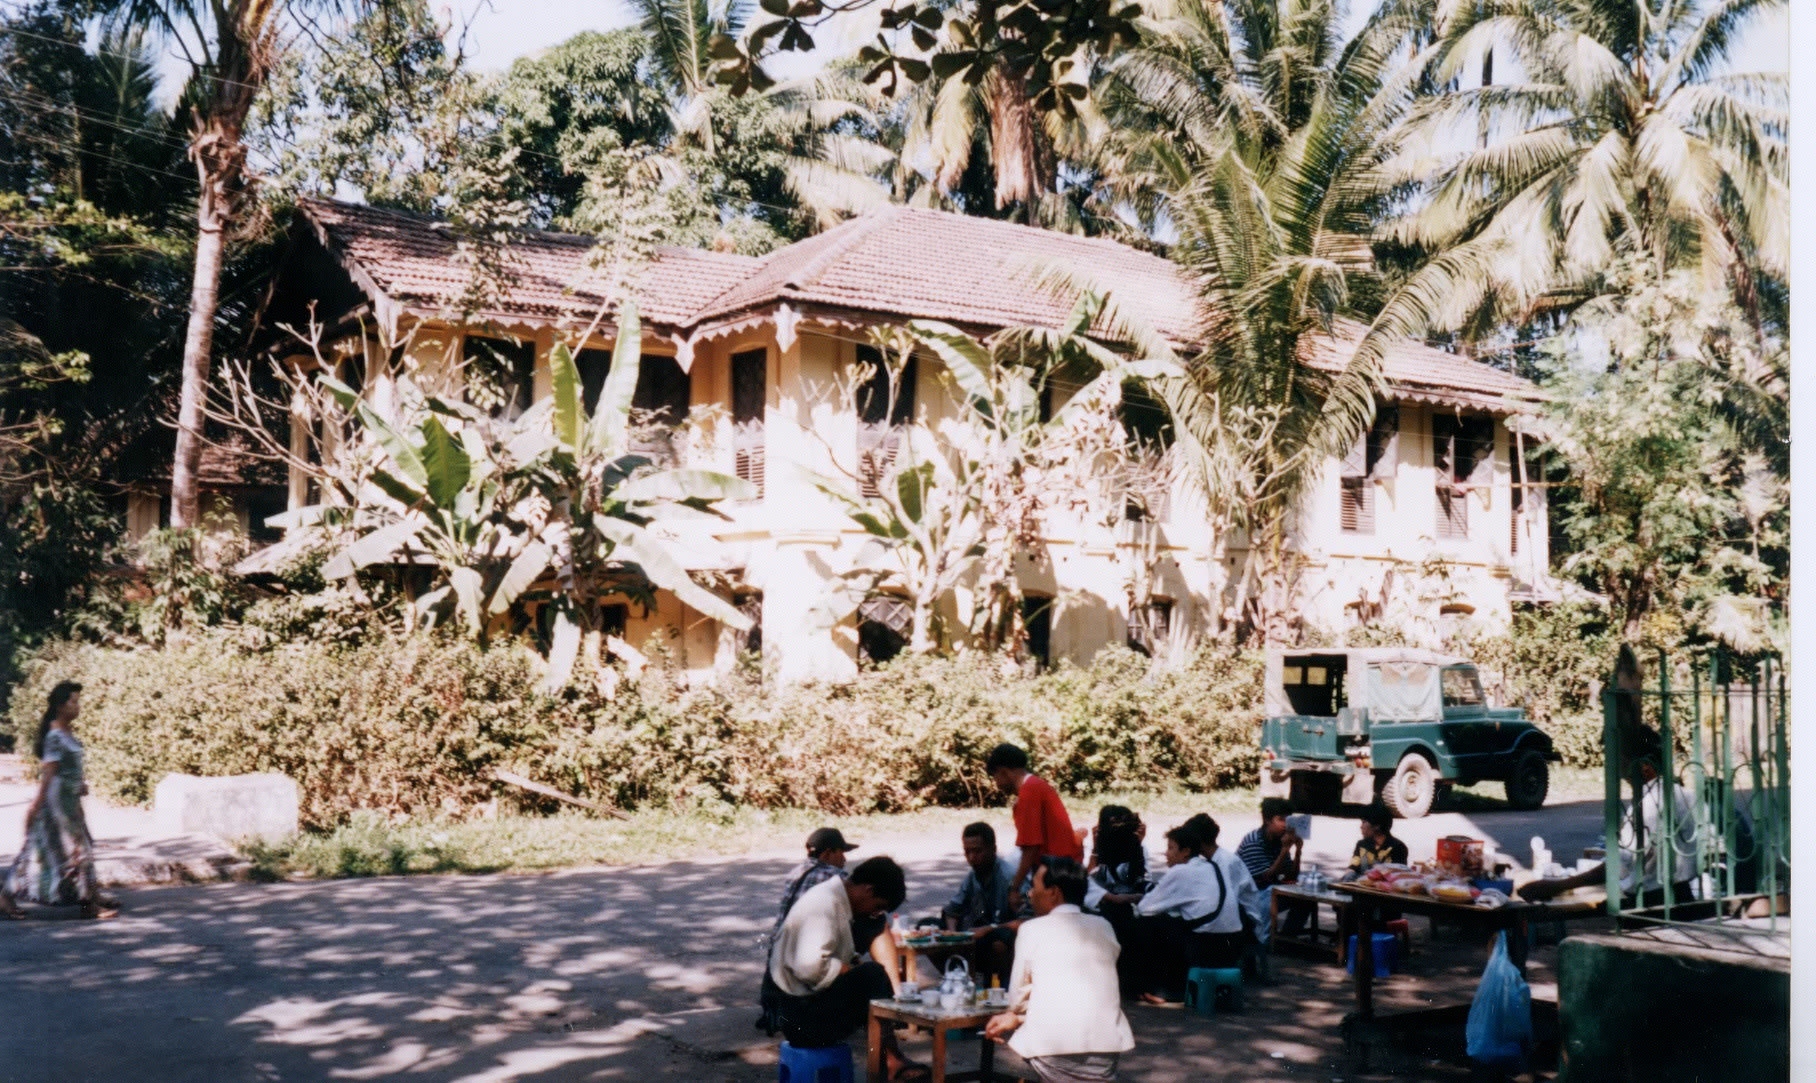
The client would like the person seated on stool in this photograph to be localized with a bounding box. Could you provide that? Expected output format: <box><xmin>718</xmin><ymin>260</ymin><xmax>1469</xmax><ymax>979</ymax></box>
<box><xmin>759</xmin><ymin>827</ymin><xmax>902</xmax><ymax>1035</ymax></box>
<box><xmin>771</xmin><ymin>857</ymin><xmax>928</xmax><ymax>1081</ymax></box>
<box><xmin>1338</xmin><ymin>803</ymin><xmax>1408</xmax><ymax>947</ymax></box>
<box><xmin>985</xmin><ymin>857</ymin><xmax>1135</xmax><ymax>1083</ymax></box>
<box><xmin>1130</xmin><ymin>822</ymin><xmax>1256</xmax><ymax>1004</ymax></box>
<box><xmin>1238</xmin><ymin>798</ymin><xmax>1310</xmax><ymax>944</ymax></box>
<box><xmin>937</xmin><ymin>821</ymin><xmax>1031</xmax><ymax>985</ymax></box>
<box><xmin>1085</xmin><ymin>806</ymin><xmax>1150</xmax><ymax>996</ymax></box>
<box><xmin>1344</xmin><ymin>802</ymin><xmax>1409</xmax><ymax>877</ymax></box>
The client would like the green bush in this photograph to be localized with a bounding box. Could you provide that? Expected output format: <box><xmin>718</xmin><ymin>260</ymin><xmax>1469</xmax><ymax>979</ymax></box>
<box><xmin>1461</xmin><ymin>602</ymin><xmax>1622</xmax><ymax>768</ymax></box>
<box><xmin>7</xmin><ymin>635</ymin><xmax>1265</xmax><ymax>829</ymax></box>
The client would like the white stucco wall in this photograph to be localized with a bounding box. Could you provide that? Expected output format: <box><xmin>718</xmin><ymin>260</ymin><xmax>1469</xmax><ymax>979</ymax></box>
<box><xmin>284</xmin><ymin>314</ymin><xmax>1550</xmax><ymax>684</ymax></box>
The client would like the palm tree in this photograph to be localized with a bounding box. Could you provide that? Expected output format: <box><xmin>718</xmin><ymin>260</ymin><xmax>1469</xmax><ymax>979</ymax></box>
<box><xmin>111</xmin><ymin>0</ymin><xmax>326</xmax><ymax>528</ymax></box>
<box><xmin>1390</xmin><ymin>0</ymin><xmax>1786</xmax><ymax>328</ymax></box>
<box><xmin>1087</xmin><ymin>0</ymin><xmax>1473</xmax><ymax>642</ymax></box>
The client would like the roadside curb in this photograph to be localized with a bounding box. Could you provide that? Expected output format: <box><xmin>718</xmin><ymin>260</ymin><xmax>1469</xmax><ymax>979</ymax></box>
<box><xmin>0</xmin><ymin>755</ymin><xmax>250</xmax><ymax>887</ymax></box>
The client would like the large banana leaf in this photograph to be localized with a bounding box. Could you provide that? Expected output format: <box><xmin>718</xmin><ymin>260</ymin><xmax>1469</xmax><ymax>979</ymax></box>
<box><xmin>419</xmin><ymin>416</ymin><xmax>471</xmax><ymax>509</ymax></box>
<box><xmin>909</xmin><ymin>320</ymin><xmax>997</xmax><ymax>423</ymax></box>
<box><xmin>323</xmin><ymin>518</ymin><xmax>423</xmax><ymax>580</ymax></box>
<box><xmin>618</xmin><ymin>469</ymin><xmax>757</xmax><ymax>505</ymax></box>
<box><xmin>549</xmin><ymin>342</ymin><xmax>584</xmax><ymax>452</ymax></box>
<box><xmin>594</xmin><ymin>514</ymin><xmax>752</xmax><ymax>630</ymax></box>
<box><xmin>491</xmin><ymin>540</ymin><xmax>553</xmax><ymax>615</ymax></box>
<box><xmin>588</xmin><ymin>301</ymin><xmax>643</xmax><ymax>457</ymax></box>
<box><xmin>542</xmin><ymin>604</ymin><xmax>583</xmax><ymax>693</ymax></box>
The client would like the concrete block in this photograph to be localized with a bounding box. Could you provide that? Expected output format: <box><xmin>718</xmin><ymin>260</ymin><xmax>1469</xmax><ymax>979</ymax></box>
<box><xmin>1558</xmin><ymin>930</ymin><xmax>1788</xmax><ymax>1083</ymax></box>
<box><xmin>154</xmin><ymin>773</ymin><xmax>299</xmax><ymax>843</ymax></box>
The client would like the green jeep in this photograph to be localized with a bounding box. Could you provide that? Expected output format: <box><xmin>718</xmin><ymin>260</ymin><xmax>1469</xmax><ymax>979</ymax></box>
<box><xmin>1256</xmin><ymin>648</ymin><xmax>1557</xmax><ymax>818</ymax></box>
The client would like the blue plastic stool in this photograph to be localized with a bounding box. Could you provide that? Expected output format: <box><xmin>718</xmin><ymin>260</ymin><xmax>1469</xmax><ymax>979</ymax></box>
<box><xmin>1346</xmin><ymin>932</ymin><xmax>1398</xmax><ymax>977</ymax></box>
<box><xmin>778</xmin><ymin>1041</ymin><xmax>855</xmax><ymax>1083</ymax></box>
<box><xmin>1184</xmin><ymin>967</ymin><xmax>1244</xmax><ymax>1016</ymax></box>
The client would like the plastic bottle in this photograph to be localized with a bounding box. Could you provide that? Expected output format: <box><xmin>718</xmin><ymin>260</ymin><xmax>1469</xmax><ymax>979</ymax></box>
<box><xmin>1529</xmin><ymin>836</ymin><xmax>1549</xmax><ymax>874</ymax></box>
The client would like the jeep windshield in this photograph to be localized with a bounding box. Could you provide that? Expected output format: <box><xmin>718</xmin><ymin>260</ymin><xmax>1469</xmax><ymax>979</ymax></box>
<box><xmin>1440</xmin><ymin>666</ymin><xmax>1486</xmax><ymax>707</ymax></box>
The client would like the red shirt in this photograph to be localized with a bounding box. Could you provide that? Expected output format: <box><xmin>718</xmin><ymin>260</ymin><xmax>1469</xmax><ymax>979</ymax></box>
<box><xmin>1013</xmin><ymin>774</ymin><xmax>1083</xmax><ymax>862</ymax></box>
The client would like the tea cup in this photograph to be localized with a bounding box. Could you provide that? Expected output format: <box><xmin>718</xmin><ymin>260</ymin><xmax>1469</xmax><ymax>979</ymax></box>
<box><xmin>899</xmin><ymin>981</ymin><xmax>920</xmax><ymax>999</ymax></box>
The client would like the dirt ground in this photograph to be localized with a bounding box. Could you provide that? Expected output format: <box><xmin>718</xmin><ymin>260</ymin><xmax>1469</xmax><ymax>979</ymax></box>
<box><xmin>0</xmin><ymin>797</ymin><xmax>1606</xmax><ymax>1082</ymax></box>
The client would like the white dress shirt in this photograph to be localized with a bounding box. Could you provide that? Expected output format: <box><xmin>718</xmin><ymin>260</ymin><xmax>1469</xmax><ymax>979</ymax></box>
<box><xmin>1620</xmin><ymin>777</ymin><xmax>1698</xmax><ymax>894</ymax></box>
<box><xmin>768</xmin><ymin>874</ymin><xmax>855</xmax><ymax>996</ymax></box>
<box><xmin>1005</xmin><ymin>904</ymin><xmax>1136</xmax><ymax>1060</ymax></box>
<box><xmin>1134</xmin><ymin>851</ymin><xmax>1256</xmax><ymax>934</ymax></box>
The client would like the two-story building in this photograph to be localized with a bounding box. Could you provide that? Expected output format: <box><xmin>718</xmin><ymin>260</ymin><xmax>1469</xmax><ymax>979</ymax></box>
<box><xmin>251</xmin><ymin>198</ymin><xmax>1551</xmax><ymax>683</ymax></box>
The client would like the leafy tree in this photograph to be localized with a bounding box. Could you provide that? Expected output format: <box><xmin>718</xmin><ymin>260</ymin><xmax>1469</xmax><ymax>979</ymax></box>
<box><xmin>494</xmin><ymin>28</ymin><xmax>888</xmax><ymax>251</ymax></box>
<box><xmin>1085</xmin><ymin>0</ymin><xmax>1465</xmax><ymax>643</ymax></box>
<box><xmin>0</xmin><ymin>11</ymin><xmax>202</xmax><ymax>694</ymax></box>
<box><xmin>1394</xmin><ymin>0</ymin><xmax>1786</xmax><ymax>330</ymax></box>
<box><xmin>1539</xmin><ymin>257</ymin><xmax>1786</xmax><ymax>650</ymax></box>
<box><xmin>0</xmin><ymin>8</ymin><xmax>186</xmax><ymax>219</ymax></box>
<box><xmin>254</xmin><ymin>0</ymin><xmax>508</xmax><ymax>218</ymax></box>
<box><xmin>105</xmin><ymin>0</ymin><xmax>366</xmax><ymax>529</ymax></box>
<box><xmin>708</xmin><ymin>0</ymin><xmax>1142</xmax><ymax>127</ymax></box>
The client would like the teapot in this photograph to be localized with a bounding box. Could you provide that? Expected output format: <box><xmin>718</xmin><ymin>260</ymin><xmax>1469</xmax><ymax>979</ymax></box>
<box><xmin>941</xmin><ymin>956</ymin><xmax>975</xmax><ymax>1005</ymax></box>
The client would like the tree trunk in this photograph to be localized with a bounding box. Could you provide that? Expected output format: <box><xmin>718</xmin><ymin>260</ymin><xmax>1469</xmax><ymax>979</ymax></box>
<box><xmin>169</xmin><ymin>0</ymin><xmax>265</xmax><ymax>527</ymax></box>
<box><xmin>170</xmin><ymin>173</ymin><xmax>229</xmax><ymax>528</ymax></box>
<box><xmin>987</xmin><ymin>70</ymin><xmax>1050</xmax><ymax>212</ymax></box>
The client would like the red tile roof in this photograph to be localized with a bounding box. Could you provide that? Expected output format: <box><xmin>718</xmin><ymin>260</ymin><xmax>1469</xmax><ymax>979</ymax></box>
<box><xmin>1302</xmin><ymin>319</ymin><xmax>1540</xmax><ymax>411</ymax></box>
<box><xmin>298</xmin><ymin>199</ymin><xmax>759</xmax><ymax>328</ymax></box>
<box><xmin>296</xmin><ymin>199</ymin><xmax>1536</xmax><ymax>406</ymax></box>
<box><xmin>691</xmin><ymin>205</ymin><xmax>1205</xmax><ymax>343</ymax></box>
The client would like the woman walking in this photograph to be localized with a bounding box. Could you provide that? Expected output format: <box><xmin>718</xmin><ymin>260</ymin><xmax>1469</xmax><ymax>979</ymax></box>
<box><xmin>2</xmin><ymin>682</ymin><xmax>117</xmax><ymax>919</ymax></box>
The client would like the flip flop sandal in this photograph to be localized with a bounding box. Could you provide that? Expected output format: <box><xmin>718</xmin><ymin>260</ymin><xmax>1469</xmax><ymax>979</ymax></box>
<box><xmin>890</xmin><ymin>1065</ymin><xmax>933</xmax><ymax>1083</ymax></box>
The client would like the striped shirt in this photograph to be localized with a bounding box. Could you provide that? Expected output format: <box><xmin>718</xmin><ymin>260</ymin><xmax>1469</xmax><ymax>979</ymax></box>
<box><xmin>1237</xmin><ymin>827</ymin><xmax>1285</xmax><ymax>883</ymax></box>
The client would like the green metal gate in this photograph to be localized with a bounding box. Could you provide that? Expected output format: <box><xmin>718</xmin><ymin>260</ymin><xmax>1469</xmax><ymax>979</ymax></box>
<box><xmin>1599</xmin><ymin>648</ymin><xmax>1789</xmax><ymax>934</ymax></box>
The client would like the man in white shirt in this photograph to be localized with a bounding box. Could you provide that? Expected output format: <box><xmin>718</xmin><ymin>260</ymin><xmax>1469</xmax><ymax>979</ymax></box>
<box><xmin>770</xmin><ymin>857</ymin><xmax>925</xmax><ymax>1077</ymax></box>
<box><xmin>1520</xmin><ymin>733</ymin><xmax>1702</xmax><ymax>915</ymax></box>
<box><xmin>985</xmin><ymin>857</ymin><xmax>1134</xmax><ymax>1083</ymax></box>
<box><xmin>1130</xmin><ymin>821</ymin><xmax>1257</xmax><ymax>1004</ymax></box>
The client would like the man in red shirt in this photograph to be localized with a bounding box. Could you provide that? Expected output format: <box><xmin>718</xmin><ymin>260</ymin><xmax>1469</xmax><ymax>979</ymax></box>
<box><xmin>986</xmin><ymin>743</ymin><xmax>1083</xmax><ymax>913</ymax></box>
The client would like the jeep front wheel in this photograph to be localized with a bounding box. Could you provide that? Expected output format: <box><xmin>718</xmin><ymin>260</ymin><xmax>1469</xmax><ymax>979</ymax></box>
<box><xmin>1382</xmin><ymin>753</ymin><xmax>1437</xmax><ymax>819</ymax></box>
<box><xmin>1505</xmin><ymin>749</ymin><xmax>1550</xmax><ymax>811</ymax></box>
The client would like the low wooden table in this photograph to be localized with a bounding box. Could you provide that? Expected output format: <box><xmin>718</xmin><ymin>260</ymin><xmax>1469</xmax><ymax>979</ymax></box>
<box><xmin>866</xmin><ymin>998</ymin><xmax>1029</xmax><ymax>1083</ymax></box>
<box><xmin>1269</xmin><ymin>884</ymin><xmax>1353</xmax><ymax>962</ymax></box>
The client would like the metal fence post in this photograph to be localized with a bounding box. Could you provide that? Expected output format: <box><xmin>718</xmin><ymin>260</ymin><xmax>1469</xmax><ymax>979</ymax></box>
<box><xmin>1603</xmin><ymin>683</ymin><xmax>1623</xmax><ymax>917</ymax></box>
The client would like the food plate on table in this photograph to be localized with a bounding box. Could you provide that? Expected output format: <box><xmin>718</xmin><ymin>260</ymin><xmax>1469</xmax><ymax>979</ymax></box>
<box><xmin>935</xmin><ymin>932</ymin><xmax>972</xmax><ymax>944</ymax></box>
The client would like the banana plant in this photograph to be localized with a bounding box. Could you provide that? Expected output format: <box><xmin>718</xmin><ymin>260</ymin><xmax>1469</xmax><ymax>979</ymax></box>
<box><xmin>810</xmin><ymin>295</ymin><xmax>1181</xmax><ymax>657</ymax></box>
<box><xmin>318</xmin><ymin>301</ymin><xmax>752</xmax><ymax>689</ymax></box>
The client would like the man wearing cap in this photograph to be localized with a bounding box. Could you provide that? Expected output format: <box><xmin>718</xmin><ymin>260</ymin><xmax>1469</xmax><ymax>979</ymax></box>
<box><xmin>759</xmin><ymin>827</ymin><xmax>903</xmax><ymax>1034</ymax></box>
<box><xmin>773</xmin><ymin>828</ymin><xmax>862</xmax><ymax>939</ymax></box>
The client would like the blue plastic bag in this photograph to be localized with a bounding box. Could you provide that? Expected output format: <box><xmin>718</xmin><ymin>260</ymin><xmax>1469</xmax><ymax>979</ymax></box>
<box><xmin>1466</xmin><ymin>931</ymin><xmax>1533</xmax><ymax>1069</ymax></box>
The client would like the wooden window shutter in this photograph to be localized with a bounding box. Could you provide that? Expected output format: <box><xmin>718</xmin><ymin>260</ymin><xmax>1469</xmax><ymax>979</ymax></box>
<box><xmin>576</xmin><ymin>348</ymin><xmax>611</xmax><ymax>414</ymax></box>
<box><xmin>1341</xmin><ymin>431</ymin><xmax>1368</xmax><ymax>478</ymax></box>
<box><xmin>732</xmin><ymin>349</ymin><xmax>766</xmax><ymax>495</ymax></box>
<box><xmin>1367</xmin><ymin>406</ymin><xmax>1399</xmax><ymax>478</ymax></box>
<box><xmin>855</xmin><ymin>345</ymin><xmax>914</xmax><ymax>498</ymax></box>
<box><xmin>1341</xmin><ymin>477</ymin><xmax>1375</xmax><ymax>534</ymax></box>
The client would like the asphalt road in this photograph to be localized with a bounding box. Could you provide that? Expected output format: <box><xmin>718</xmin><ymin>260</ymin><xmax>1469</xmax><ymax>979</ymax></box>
<box><xmin>0</xmin><ymin>796</ymin><xmax>1607</xmax><ymax>1082</ymax></box>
